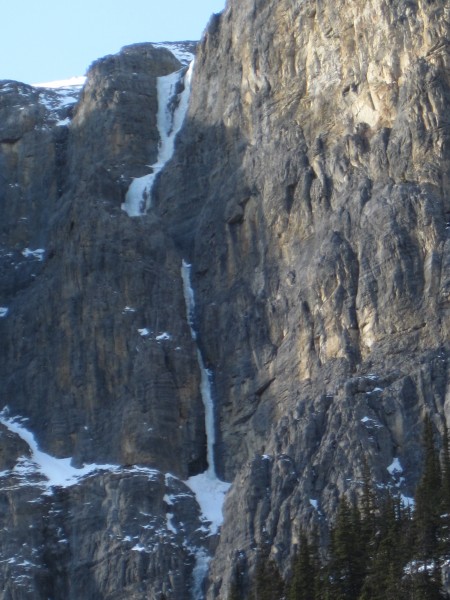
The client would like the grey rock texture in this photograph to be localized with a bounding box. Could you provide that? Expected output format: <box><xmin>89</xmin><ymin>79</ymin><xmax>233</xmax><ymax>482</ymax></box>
<box><xmin>152</xmin><ymin>0</ymin><xmax>450</xmax><ymax>596</ymax></box>
<box><xmin>69</xmin><ymin>44</ymin><xmax>181</xmax><ymax>192</ymax></box>
<box><xmin>0</xmin><ymin>42</ymin><xmax>210</xmax><ymax>599</ymax></box>
<box><xmin>0</xmin><ymin>1</ymin><xmax>449</xmax><ymax>598</ymax></box>
<box><xmin>0</xmin><ymin>43</ymin><xmax>205</xmax><ymax>477</ymax></box>
<box><xmin>0</xmin><ymin>462</ymin><xmax>209</xmax><ymax>600</ymax></box>
<box><xmin>0</xmin><ymin>80</ymin><xmax>75</xmax><ymax>302</ymax></box>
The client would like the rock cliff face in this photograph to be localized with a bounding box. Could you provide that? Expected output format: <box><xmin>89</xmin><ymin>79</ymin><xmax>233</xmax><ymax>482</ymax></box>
<box><xmin>0</xmin><ymin>1</ymin><xmax>449</xmax><ymax>598</ymax></box>
<box><xmin>157</xmin><ymin>0</ymin><xmax>450</xmax><ymax>595</ymax></box>
<box><xmin>0</xmin><ymin>42</ymin><xmax>212</xmax><ymax>600</ymax></box>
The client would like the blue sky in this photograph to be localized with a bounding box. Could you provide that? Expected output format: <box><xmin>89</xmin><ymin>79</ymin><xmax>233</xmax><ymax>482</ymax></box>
<box><xmin>1</xmin><ymin>0</ymin><xmax>226</xmax><ymax>84</ymax></box>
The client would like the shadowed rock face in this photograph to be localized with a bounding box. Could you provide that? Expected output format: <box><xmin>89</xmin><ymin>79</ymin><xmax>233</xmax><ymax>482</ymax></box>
<box><xmin>0</xmin><ymin>2</ymin><xmax>449</xmax><ymax>598</ymax></box>
<box><xmin>69</xmin><ymin>44</ymin><xmax>182</xmax><ymax>191</ymax></box>
<box><xmin>0</xmin><ymin>43</ymin><xmax>211</xmax><ymax>599</ymax></box>
<box><xmin>0</xmin><ymin>43</ymin><xmax>205</xmax><ymax>478</ymax></box>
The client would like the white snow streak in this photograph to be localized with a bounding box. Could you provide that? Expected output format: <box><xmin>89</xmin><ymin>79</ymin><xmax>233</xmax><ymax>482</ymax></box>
<box><xmin>0</xmin><ymin>307</ymin><xmax>8</xmax><ymax>318</ymax></box>
<box><xmin>181</xmin><ymin>260</ymin><xmax>231</xmax><ymax>542</ymax></box>
<box><xmin>165</xmin><ymin>513</ymin><xmax>177</xmax><ymax>534</ymax></box>
<box><xmin>122</xmin><ymin>61</ymin><xmax>194</xmax><ymax>216</ymax></box>
<box><xmin>0</xmin><ymin>409</ymin><xmax>118</xmax><ymax>489</ymax></box>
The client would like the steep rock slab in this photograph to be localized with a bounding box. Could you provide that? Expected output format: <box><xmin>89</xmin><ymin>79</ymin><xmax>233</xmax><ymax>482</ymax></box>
<box><xmin>69</xmin><ymin>43</ymin><xmax>182</xmax><ymax>193</ymax></box>
<box><xmin>0</xmin><ymin>80</ymin><xmax>79</xmax><ymax>304</ymax></box>
<box><xmin>153</xmin><ymin>0</ymin><xmax>450</xmax><ymax>595</ymax></box>
<box><xmin>0</xmin><ymin>43</ymin><xmax>205</xmax><ymax>476</ymax></box>
<box><xmin>0</xmin><ymin>42</ymin><xmax>212</xmax><ymax>599</ymax></box>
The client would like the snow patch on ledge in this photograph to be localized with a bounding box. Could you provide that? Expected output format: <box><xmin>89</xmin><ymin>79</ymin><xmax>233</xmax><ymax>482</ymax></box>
<box><xmin>185</xmin><ymin>472</ymin><xmax>230</xmax><ymax>535</ymax></box>
<box><xmin>131</xmin><ymin>543</ymin><xmax>148</xmax><ymax>553</ymax></box>
<box><xmin>401</xmin><ymin>495</ymin><xmax>415</xmax><ymax>509</ymax></box>
<box><xmin>22</xmin><ymin>248</ymin><xmax>45</xmax><ymax>261</ymax></box>
<box><xmin>155</xmin><ymin>332</ymin><xmax>171</xmax><ymax>341</ymax></box>
<box><xmin>0</xmin><ymin>408</ymin><xmax>119</xmax><ymax>489</ymax></box>
<box><xmin>123</xmin><ymin>306</ymin><xmax>136</xmax><ymax>313</ymax></box>
<box><xmin>387</xmin><ymin>457</ymin><xmax>403</xmax><ymax>475</ymax></box>
<box><xmin>151</xmin><ymin>42</ymin><xmax>195</xmax><ymax>66</ymax></box>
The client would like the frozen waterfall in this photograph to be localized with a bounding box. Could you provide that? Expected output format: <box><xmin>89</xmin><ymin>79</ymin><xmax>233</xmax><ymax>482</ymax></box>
<box><xmin>181</xmin><ymin>260</ymin><xmax>230</xmax><ymax>599</ymax></box>
<box><xmin>121</xmin><ymin>61</ymin><xmax>194</xmax><ymax>217</ymax></box>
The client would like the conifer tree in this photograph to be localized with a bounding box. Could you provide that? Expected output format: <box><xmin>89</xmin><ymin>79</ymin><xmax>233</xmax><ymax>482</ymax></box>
<box><xmin>251</xmin><ymin>548</ymin><xmax>285</xmax><ymax>600</ymax></box>
<box><xmin>414</xmin><ymin>415</ymin><xmax>442</xmax><ymax>560</ymax></box>
<box><xmin>360</xmin><ymin>458</ymin><xmax>377</xmax><ymax>539</ymax></box>
<box><xmin>359</xmin><ymin>491</ymin><xmax>405</xmax><ymax>600</ymax></box>
<box><xmin>402</xmin><ymin>567</ymin><xmax>445</xmax><ymax>600</ymax></box>
<box><xmin>440</xmin><ymin>422</ymin><xmax>450</xmax><ymax>557</ymax></box>
<box><xmin>288</xmin><ymin>532</ymin><xmax>317</xmax><ymax>600</ymax></box>
<box><xmin>403</xmin><ymin>415</ymin><xmax>447</xmax><ymax>599</ymax></box>
<box><xmin>327</xmin><ymin>496</ymin><xmax>366</xmax><ymax>599</ymax></box>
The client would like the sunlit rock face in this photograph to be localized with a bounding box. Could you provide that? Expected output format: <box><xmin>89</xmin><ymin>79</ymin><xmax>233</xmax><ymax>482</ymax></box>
<box><xmin>153</xmin><ymin>1</ymin><xmax>450</xmax><ymax>596</ymax></box>
<box><xmin>0</xmin><ymin>0</ymin><xmax>450</xmax><ymax>597</ymax></box>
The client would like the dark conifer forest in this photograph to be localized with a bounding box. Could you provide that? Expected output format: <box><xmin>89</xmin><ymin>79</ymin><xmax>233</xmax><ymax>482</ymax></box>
<box><xmin>230</xmin><ymin>417</ymin><xmax>450</xmax><ymax>600</ymax></box>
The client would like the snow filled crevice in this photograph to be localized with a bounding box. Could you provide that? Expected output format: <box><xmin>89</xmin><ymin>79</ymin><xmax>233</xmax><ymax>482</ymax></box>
<box><xmin>0</xmin><ymin>409</ymin><xmax>161</xmax><ymax>492</ymax></box>
<box><xmin>122</xmin><ymin>61</ymin><xmax>194</xmax><ymax>217</ymax></box>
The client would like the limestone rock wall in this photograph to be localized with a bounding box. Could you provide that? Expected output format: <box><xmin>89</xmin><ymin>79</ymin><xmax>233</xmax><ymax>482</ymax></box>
<box><xmin>0</xmin><ymin>44</ymin><xmax>205</xmax><ymax>477</ymax></box>
<box><xmin>0</xmin><ymin>45</ymin><xmax>209</xmax><ymax>598</ymax></box>
<box><xmin>0</xmin><ymin>1</ymin><xmax>449</xmax><ymax>598</ymax></box>
<box><xmin>154</xmin><ymin>0</ymin><xmax>450</xmax><ymax>595</ymax></box>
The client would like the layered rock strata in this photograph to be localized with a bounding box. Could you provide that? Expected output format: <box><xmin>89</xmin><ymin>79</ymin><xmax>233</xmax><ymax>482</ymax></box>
<box><xmin>0</xmin><ymin>1</ymin><xmax>449</xmax><ymax>598</ymax></box>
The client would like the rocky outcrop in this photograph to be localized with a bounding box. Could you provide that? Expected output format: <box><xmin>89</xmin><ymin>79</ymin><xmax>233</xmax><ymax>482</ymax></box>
<box><xmin>0</xmin><ymin>2</ymin><xmax>449</xmax><ymax>598</ymax></box>
<box><xmin>0</xmin><ymin>453</ymin><xmax>209</xmax><ymax>600</ymax></box>
<box><xmin>0</xmin><ymin>42</ymin><xmax>211</xmax><ymax>599</ymax></box>
<box><xmin>69</xmin><ymin>44</ymin><xmax>181</xmax><ymax>194</ymax></box>
<box><xmin>0</xmin><ymin>43</ymin><xmax>205</xmax><ymax>477</ymax></box>
<box><xmin>153</xmin><ymin>0</ymin><xmax>450</xmax><ymax>595</ymax></box>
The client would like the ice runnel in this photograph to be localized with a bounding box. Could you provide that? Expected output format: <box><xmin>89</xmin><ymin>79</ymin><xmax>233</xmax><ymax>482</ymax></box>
<box><xmin>181</xmin><ymin>260</ymin><xmax>231</xmax><ymax>599</ymax></box>
<box><xmin>121</xmin><ymin>61</ymin><xmax>194</xmax><ymax>217</ymax></box>
<box><xmin>181</xmin><ymin>260</ymin><xmax>230</xmax><ymax>516</ymax></box>
<box><xmin>181</xmin><ymin>260</ymin><xmax>218</xmax><ymax>479</ymax></box>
